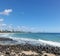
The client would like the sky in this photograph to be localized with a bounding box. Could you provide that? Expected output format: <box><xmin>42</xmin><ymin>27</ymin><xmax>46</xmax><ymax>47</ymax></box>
<box><xmin>0</xmin><ymin>0</ymin><xmax>60</xmax><ymax>32</ymax></box>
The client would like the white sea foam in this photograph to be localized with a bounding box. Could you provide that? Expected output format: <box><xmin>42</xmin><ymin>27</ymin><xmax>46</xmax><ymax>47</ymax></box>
<box><xmin>0</xmin><ymin>33</ymin><xmax>14</xmax><ymax>37</ymax></box>
<box><xmin>9</xmin><ymin>36</ymin><xmax>60</xmax><ymax>47</ymax></box>
<box><xmin>38</xmin><ymin>39</ymin><xmax>60</xmax><ymax>47</ymax></box>
<box><xmin>0</xmin><ymin>33</ymin><xmax>10</xmax><ymax>37</ymax></box>
<box><xmin>0</xmin><ymin>33</ymin><xmax>60</xmax><ymax>47</ymax></box>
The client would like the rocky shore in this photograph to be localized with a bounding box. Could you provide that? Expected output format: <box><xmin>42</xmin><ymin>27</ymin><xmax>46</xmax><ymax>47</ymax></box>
<box><xmin>0</xmin><ymin>43</ymin><xmax>59</xmax><ymax>56</ymax></box>
<box><xmin>0</xmin><ymin>37</ymin><xmax>60</xmax><ymax>56</ymax></box>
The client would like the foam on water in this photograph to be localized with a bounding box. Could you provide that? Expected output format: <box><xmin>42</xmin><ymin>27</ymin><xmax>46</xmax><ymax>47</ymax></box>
<box><xmin>0</xmin><ymin>33</ymin><xmax>10</xmax><ymax>37</ymax></box>
<box><xmin>9</xmin><ymin>36</ymin><xmax>60</xmax><ymax>47</ymax></box>
<box><xmin>38</xmin><ymin>39</ymin><xmax>60</xmax><ymax>47</ymax></box>
<box><xmin>0</xmin><ymin>33</ymin><xmax>14</xmax><ymax>37</ymax></box>
<box><xmin>0</xmin><ymin>33</ymin><xmax>60</xmax><ymax>47</ymax></box>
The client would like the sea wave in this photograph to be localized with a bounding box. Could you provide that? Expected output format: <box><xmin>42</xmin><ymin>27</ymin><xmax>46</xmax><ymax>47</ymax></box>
<box><xmin>9</xmin><ymin>36</ymin><xmax>60</xmax><ymax>47</ymax></box>
<box><xmin>0</xmin><ymin>33</ymin><xmax>14</xmax><ymax>37</ymax></box>
<box><xmin>0</xmin><ymin>33</ymin><xmax>10</xmax><ymax>37</ymax></box>
<box><xmin>0</xmin><ymin>33</ymin><xmax>60</xmax><ymax>47</ymax></box>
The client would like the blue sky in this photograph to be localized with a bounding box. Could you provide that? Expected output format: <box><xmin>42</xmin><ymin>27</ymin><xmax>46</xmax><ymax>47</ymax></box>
<box><xmin>0</xmin><ymin>0</ymin><xmax>60</xmax><ymax>32</ymax></box>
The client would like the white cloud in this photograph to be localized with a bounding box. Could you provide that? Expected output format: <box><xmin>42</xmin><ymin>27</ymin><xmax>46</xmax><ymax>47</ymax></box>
<box><xmin>16</xmin><ymin>26</ymin><xmax>41</xmax><ymax>32</ymax></box>
<box><xmin>2</xmin><ymin>24</ymin><xmax>6</xmax><ymax>26</ymax></box>
<box><xmin>0</xmin><ymin>9</ymin><xmax>12</xmax><ymax>15</ymax></box>
<box><xmin>0</xmin><ymin>18</ymin><xmax>4</xmax><ymax>21</ymax></box>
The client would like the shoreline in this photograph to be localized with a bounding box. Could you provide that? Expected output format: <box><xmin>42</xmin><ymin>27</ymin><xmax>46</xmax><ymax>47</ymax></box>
<box><xmin>0</xmin><ymin>38</ymin><xmax>60</xmax><ymax>56</ymax></box>
<box><xmin>0</xmin><ymin>37</ymin><xmax>60</xmax><ymax>56</ymax></box>
<box><xmin>0</xmin><ymin>37</ymin><xmax>60</xmax><ymax>47</ymax></box>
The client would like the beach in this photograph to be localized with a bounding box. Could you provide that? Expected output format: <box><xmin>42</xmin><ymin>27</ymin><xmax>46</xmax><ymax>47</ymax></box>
<box><xmin>0</xmin><ymin>0</ymin><xmax>60</xmax><ymax>56</ymax></box>
<box><xmin>0</xmin><ymin>37</ymin><xmax>60</xmax><ymax>56</ymax></box>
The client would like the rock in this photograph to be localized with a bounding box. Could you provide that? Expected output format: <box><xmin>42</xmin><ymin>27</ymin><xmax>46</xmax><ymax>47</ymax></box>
<box><xmin>0</xmin><ymin>37</ymin><xmax>13</xmax><ymax>41</ymax></box>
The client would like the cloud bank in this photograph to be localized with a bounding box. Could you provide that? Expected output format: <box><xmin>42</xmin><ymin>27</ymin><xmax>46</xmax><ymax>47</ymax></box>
<box><xmin>0</xmin><ymin>9</ymin><xmax>12</xmax><ymax>15</ymax></box>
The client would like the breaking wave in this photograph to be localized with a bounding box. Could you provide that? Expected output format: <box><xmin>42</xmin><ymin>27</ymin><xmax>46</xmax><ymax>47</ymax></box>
<box><xmin>9</xmin><ymin>36</ymin><xmax>60</xmax><ymax>47</ymax></box>
<box><xmin>0</xmin><ymin>33</ymin><xmax>10</xmax><ymax>37</ymax></box>
<box><xmin>0</xmin><ymin>33</ymin><xmax>60</xmax><ymax>47</ymax></box>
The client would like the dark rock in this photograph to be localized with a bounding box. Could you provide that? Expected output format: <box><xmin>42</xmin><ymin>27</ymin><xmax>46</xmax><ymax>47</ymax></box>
<box><xmin>0</xmin><ymin>37</ymin><xmax>13</xmax><ymax>41</ymax></box>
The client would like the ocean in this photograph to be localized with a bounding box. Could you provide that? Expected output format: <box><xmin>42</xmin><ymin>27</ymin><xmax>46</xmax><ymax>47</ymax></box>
<box><xmin>0</xmin><ymin>33</ymin><xmax>60</xmax><ymax>47</ymax></box>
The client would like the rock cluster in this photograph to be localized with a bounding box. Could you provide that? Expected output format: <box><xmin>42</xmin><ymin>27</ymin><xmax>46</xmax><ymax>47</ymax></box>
<box><xmin>0</xmin><ymin>43</ymin><xmax>59</xmax><ymax>56</ymax></box>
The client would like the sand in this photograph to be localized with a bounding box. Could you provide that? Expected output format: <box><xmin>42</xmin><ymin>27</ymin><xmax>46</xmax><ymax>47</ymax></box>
<box><xmin>21</xmin><ymin>50</ymin><xmax>38</xmax><ymax>55</ymax></box>
<box><xmin>42</xmin><ymin>52</ymin><xmax>56</xmax><ymax>56</ymax></box>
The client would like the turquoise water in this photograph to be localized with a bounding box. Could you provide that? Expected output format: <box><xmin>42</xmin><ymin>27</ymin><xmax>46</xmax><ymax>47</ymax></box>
<box><xmin>11</xmin><ymin>33</ymin><xmax>60</xmax><ymax>42</ymax></box>
<box><xmin>0</xmin><ymin>33</ymin><xmax>60</xmax><ymax>47</ymax></box>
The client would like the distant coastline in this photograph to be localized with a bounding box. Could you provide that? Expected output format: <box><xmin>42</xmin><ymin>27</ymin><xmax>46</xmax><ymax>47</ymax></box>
<box><xmin>0</xmin><ymin>31</ymin><xmax>60</xmax><ymax>33</ymax></box>
<box><xmin>0</xmin><ymin>31</ymin><xmax>27</xmax><ymax>33</ymax></box>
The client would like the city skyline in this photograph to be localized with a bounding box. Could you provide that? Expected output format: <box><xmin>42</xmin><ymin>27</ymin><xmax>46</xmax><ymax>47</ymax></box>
<box><xmin>0</xmin><ymin>18</ymin><xmax>36</xmax><ymax>32</ymax></box>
